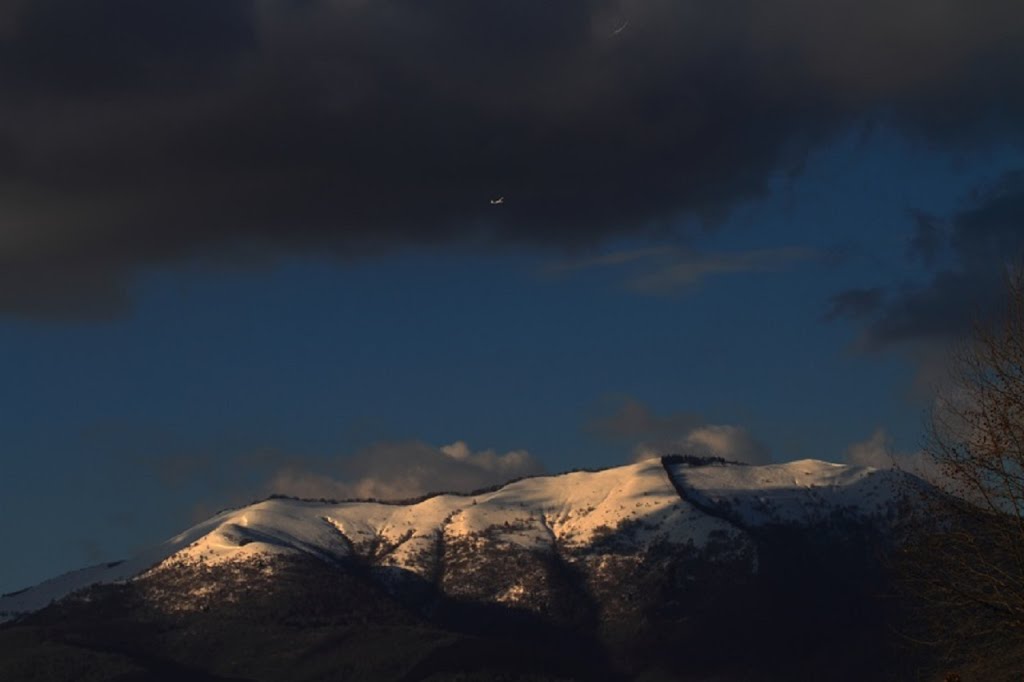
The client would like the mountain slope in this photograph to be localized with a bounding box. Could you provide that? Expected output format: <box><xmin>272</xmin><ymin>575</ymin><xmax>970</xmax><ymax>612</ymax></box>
<box><xmin>667</xmin><ymin>457</ymin><xmax>905</xmax><ymax>526</ymax></box>
<box><xmin>0</xmin><ymin>457</ymin><xmax>921</xmax><ymax>681</ymax></box>
<box><xmin>1</xmin><ymin>457</ymin><xmax>906</xmax><ymax>621</ymax></box>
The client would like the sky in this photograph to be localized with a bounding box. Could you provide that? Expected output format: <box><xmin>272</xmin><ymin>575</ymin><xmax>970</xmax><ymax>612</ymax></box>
<box><xmin>3</xmin><ymin>0</ymin><xmax>1024</xmax><ymax>593</ymax></box>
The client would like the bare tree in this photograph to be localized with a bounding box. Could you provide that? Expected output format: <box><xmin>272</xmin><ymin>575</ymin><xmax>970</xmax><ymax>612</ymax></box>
<box><xmin>898</xmin><ymin>272</ymin><xmax>1024</xmax><ymax>679</ymax></box>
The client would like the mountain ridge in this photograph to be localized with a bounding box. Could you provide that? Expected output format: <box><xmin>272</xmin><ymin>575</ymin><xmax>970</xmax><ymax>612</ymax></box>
<box><xmin>1</xmin><ymin>456</ymin><xmax>909</xmax><ymax>623</ymax></box>
<box><xmin>0</xmin><ymin>455</ymin><xmax>923</xmax><ymax>680</ymax></box>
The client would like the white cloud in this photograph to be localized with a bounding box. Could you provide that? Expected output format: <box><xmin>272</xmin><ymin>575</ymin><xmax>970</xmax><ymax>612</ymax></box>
<box><xmin>632</xmin><ymin>424</ymin><xmax>772</xmax><ymax>465</ymax></box>
<box><xmin>626</xmin><ymin>247</ymin><xmax>819</xmax><ymax>294</ymax></box>
<box><xmin>842</xmin><ymin>427</ymin><xmax>936</xmax><ymax>479</ymax></box>
<box><xmin>267</xmin><ymin>440</ymin><xmax>545</xmax><ymax>501</ymax></box>
<box><xmin>545</xmin><ymin>246</ymin><xmax>676</xmax><ymax>275</ymax></box>
<box><xmin>547</xmin><ymin>246</ymin><xmax>818</xmax><ymax>294</ymax></box>
<box><xmin>844</xmin><ymin>428</ymin><xmax>895</xmax><ymax>468</ymax></box>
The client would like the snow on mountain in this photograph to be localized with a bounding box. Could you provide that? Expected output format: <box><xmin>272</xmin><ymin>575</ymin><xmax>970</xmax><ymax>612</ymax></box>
<box><xmin>0</xmin><ymin>507</ymin><xmax>243</xmax><ymax>620</ymax></box>
<box><xmin>668</xmin><ymin>458</ymin><xmax>906</xmax><ymax>526</ymax></box>
<box><xmin>0</xmin><ymin>457</ymin><xmax>907</xmax><ymax>622</ymax></box>
<box><xmin>167</xmin><ymin>458</ymin><xmax>738</xmax><ymax>571</ymax></box>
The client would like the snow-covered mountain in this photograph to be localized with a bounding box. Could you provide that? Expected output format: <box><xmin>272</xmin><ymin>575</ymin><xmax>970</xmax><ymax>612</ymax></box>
<box><xmin>0</xmin><ymin>457</ymin><xmax>908</xmax><ymax>623</ymax></box>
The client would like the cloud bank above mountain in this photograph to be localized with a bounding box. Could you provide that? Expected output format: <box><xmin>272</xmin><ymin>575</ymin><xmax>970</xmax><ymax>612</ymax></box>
<box><xmin>587</xmin><ymin>396</ymin><xmax>771</xmax><ymax>464</ymax></box>
<box><xmin>631</xmin><ymin>425</ymin><xmax>773</xmax><ymax>465</ymax></box>
<box><xmin>267</xmin><ymin>440</ymin><xmax>545</xmax><ymax>501</ymax></box>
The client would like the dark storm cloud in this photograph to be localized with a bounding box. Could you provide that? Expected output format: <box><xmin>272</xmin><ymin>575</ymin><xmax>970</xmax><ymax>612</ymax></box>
<box><xmin>833</xmin><ymin>170</ymin><xmax>1024</xmax><ymax>348</ymax></box>
<box><xmin>2</xmin><ymin>0</ymin><xmax>256</xmax><ymax>94</ymax></box>
<box><xmin>3</xmin><ymin>0</ymin><xmax>1024</xmax><ymax>316</ymax></box>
